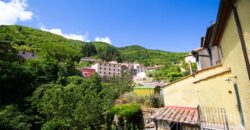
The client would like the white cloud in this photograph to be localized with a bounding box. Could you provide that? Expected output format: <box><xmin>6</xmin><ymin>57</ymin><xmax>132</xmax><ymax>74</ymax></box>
<box><xmin>0</xmin><ymin>0</ymin><xmax>33</xmax><ymax>25</ymax></box>
<box><xmin>95</xmin><ymin>37</ymin><xmax>112</xmax><ymax>44</ymax></box>
<box><xmin>40</xmin><ymin>26</ymin><xmax>88</xmax><ymax>41</ymax></box>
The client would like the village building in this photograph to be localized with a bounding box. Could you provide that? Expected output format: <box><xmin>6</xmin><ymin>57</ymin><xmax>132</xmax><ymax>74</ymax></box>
<box><xmin>183</xmin><ymin>53</ymin><xmax>197</xmax><ymax>74</ymax></box>
<box><xmin>79</xmin><ymin>57</ymin><xmax>96</xmax><ymax>62</ymax></box>
<box><xmin>133</xmin><ymin>82</ymin><xmax>165</xmax><ymax>97</ymax></box>
<box><xmin>91</xmin><ymin>61</ymin><xmax>146</xmax><ymax>77</ymax></box>
<box><xmin>151</xmin><ymin>0</ymin><xmax>250</xmax><ymax>129</ymax></box>
<box><xmin>184</xmin><ymin>54</ymin><xmax>196</xmax><ymax>64</ymax></box>
<box><xmin>91</xmin><ymin>61</ymin><xmax>122</xmax><ymax>77</ymax></box>
<box><xmin>81</xmin><ymin>67</ymin><xmax>96</xmax><ymax>78</ymax></box>
<box><xmin>133</xmin><ymin>82</ymin><xmax>165</xmax><ymax>96</ymax></box>
<box><xmin>132</xmin><ymin>63</ymin><xmax>146</xmax><ymax>75</ymax></box>
<box><xmin>133</xmin><ymin>85</ymin><xmax>160</xmax><ymax>97</ymax></box>
<box><xmin>18</xmin><ymin>51</ymin><xmax>37</xmax><ymax>60</ymax></box>
<box><xmin>146</xmin><ymin>65</ymin><xmax>164</xmax><ymax>71</ymax></box>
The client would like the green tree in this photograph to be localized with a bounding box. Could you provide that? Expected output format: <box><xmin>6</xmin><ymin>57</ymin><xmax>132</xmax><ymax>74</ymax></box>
<box><xmin>30</xmin><ymin>75</ymin><xmax>109</xmax><ymax>129</ymax></box>
<box><xmin>0</xmin><ymin>105</ymin><xmax>31</xmax><ymax>130</ymax></box>
<box><xmin>151</xmin><ymin>65</ymin><xmax>184</xmax><ymax>82</ymax></box>
<box><xmin>0</xmin><ymin>60</ymin><xmax>35</xmax><ymax>105</ymax></box>
<box><xmin>103</xmin><ymin>72</ymin><xmax>133</xmax><ymax>100</ymax></box>
<box><xmin>3</xmin><ymin>34</ymin><xmax>12</xmax><ymax>42</ymax></box>
<box><xmin>81</xmin><ymin>43</ymin><xmax>97</xmax><ymax>57</ymax></box>
<box><xmin>99</xmin><ymin>45</ymin><xmax>122</xmax><ymax>62</ymax></box>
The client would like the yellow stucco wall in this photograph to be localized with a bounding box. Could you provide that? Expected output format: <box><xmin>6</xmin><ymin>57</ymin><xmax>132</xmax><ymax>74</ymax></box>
<box><xmin>163</xmin><ymin>76</ymin><xmax>199</xmax><ymax>107</ymax></box>
<box><xmin>196</xmin><ymin>73</ymin><xmax>240</xmax><ymax>125</ymax></box>
<box><xmin>163</xmin><ymin>66</ymin><xmax>240</xmax><ymax>126</ymax></box>
<box><xmin>133</xmin><ymin>88</ymin><xmax>155</xmax><ymax>96</ymax></box>
<box><xmin>219</xmin><ymin>0</ymin><xmax>250</xmax><ymax>128</ymax></box>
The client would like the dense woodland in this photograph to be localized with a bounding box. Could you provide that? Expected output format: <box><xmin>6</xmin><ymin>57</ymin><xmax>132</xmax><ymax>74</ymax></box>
<box><xmin>0</xmin><ymin>25</ymin><xmax>186</xmax><ymax>65</ymax></box>
<box><xmin>0</xmin><ymin>25</ymin><xmax>187</xmax><ymax>129</ymax></box>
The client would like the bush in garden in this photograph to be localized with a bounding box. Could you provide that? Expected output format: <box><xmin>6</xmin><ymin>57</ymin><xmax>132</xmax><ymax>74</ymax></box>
<box><xmin>110</xmin><ymin>104</ymin><xmax>143</xmax><ymax>130</ymax></box>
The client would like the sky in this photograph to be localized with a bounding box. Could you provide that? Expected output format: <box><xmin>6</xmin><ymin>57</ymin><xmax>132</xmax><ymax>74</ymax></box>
<box><xmin>0</xmin><ymin>0</ymin><xmax>220</xmax><ymax>52</ymax></box>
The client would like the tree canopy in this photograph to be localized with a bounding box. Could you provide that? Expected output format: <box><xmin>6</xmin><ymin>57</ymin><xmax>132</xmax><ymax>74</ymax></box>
<box><xmin>81</xmin><ymin>43</ymin><xmax>97</xmax><ymax>57</ymax></box>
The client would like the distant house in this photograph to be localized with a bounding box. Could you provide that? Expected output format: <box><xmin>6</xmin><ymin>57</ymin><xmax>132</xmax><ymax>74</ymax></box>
<box><xmin>184</xmin><ymin>54</ymin><xmax>196</xmax><ymax>63</ymax></box>
<box><xmin>80</xmin><ymin>57</ymin><xmax>96</xmax><ymax>62</ymax></box>
<box><xmin>184</xmin><ymin>54</ymin><xmax>197</xmax><ymax>74</ymax></box>
<box><xmin>81</xmin><ymin>67</ymin><xmax>96</xmax><ymax>78</ymax></box>
<box><xmin>133</xmin><ymin>85</ymin><xmax>160</xmax><ymax>97</ymax></box>
<box><xmin>146</xmin><ymin>65</ymin><xmax>164</xmax><ymax>71</ymax></box>
<box><xmin>91</xmin><ymin>61</ymin><xmax>122</xmax><ymax>77</ymax></box>
<box><xmin>18</xmin><ymin>51</ymin><xmax>37</xmax><ymax>60</ymax></box>
<box><xmin>91</xmin><ymin>61</ymin><xmax>145</xmax><ymax>77</ymax></box>
<box><xmin>133</xmin><ymin>82</ymin><xmax>164</xmax><ymax>96</ymax></box>
<box><xmin>132</xmin><ymin>63</ymin><xmax>146</xmax><ymax>75</ymax></box>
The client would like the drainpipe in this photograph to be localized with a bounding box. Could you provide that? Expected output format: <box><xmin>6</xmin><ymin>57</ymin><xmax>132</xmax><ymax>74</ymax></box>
<box><xmin>233</xmin><ymin>81</ymin><xmax>245</xmax><ymax>127</ymax></box>
<box><xmin>221</xmin><ymin>0</ymin><xmax>250</xmax><ymax>81</ymax></box>
<box><xmin>226</xmin><ymin>76</ymin><xmax>245</xmax><ymax>127</ymax></box>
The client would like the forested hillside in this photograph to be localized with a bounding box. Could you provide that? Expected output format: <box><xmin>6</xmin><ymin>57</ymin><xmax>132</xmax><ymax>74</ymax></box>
<box><xmin>118</xmin><ymin>45</ymin><xmax>186</xmax><ymax>66</ymax></box>
<box><xmin>0</xmin><ymin>25</ymin><xmax>186</xmax><ymax>66</ymax></box>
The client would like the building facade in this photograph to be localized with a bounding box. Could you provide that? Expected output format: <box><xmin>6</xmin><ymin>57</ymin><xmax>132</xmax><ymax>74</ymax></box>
<box><xmin>81</xmin><ymin>67</ymin><xmax>96</xmax><ymax>78</ymax></box>
<box><xmin>184</xmin><ymin>54</ymin><xmax>196</xmax><ymax>64</ymax></box>
<box><xmin>133</xmin><ymin>86</ymin><xmax>160</xmax><ymax>97</ymax></box>
<box><xmin>91</xmin><ymin>61</ymin><xmax>122</xmax><ymax>77</ymax></box>
<box><xmin>18</xmin><ymin>51</ymin><xmax>37</xmax><ymax>60</ymax></box>
<box><xmin>132</xmin><ymin>63</ymin><xmax>145</xmax><ymax>75</ymax></box>
<box><xmin>91</xmin><ymin>61</ymin><xmax>145</xmax><ymax>77</ymax></box>
<box><xmin>155</xmin><ymin>0</ymin><xmax>250</xmax><ymax>129</ymax></box>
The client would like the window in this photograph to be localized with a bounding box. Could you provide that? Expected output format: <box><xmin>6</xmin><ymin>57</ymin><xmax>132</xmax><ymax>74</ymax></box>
<box><xmin>100</xmin><ymin>67</ymin><xmax>102</xmax><ymax>69</ymax></box>
<box><xmin>109</xmin><ymin>64</ymin><xmax>111</xmax><ymax>67</ymax></box>
<box><xmin>109</xmin><ymin>68</ymin><xmax>111</xmax><ymax>70</ymax></box>
<box><xmin>104</xmin><ymin>68</ymin><xmax>106</xmax><ymax>70</ymax></box>
<box><xmin>99</xmin><ymin>71</ymin><xmax>101</xmax><ymax>74</ymax></box>
<box><xmin>99</xmin><ymin>63</ymin><xmax>101</xmax><ymax>65</ymax></box>
<box><xmin>104</xmin><ymin>72</ymin><xmax>106</xmax><ymax>74</ymax></box>
<box><xmin>109</xmin><ymin>72</ymin><xmax>111</xmax><ymax>75</ymax></box>
<box><xmin>114</xmin><ymin>69</ymin><xmax>115</xmax><ymax>71</ymax></box>
<box><xmin>118</xmin><ymin>73</ymin><xmax>120</xmax><ymax>76</ymax></box>
<box><xmin>105</xmin><ymin>64</ymin><xmax>106</xmax><ymax>66</ymax></box>
<box><xmin>118</xmin><ymin>69</ymin><xmax>119</xmax><ymax>71</ymax></box>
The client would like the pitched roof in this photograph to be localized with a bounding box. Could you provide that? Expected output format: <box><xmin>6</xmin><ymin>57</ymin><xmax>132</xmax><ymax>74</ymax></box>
<box><xmin>133</xmin><ymin>86</ymin><xmax>156</xmax><ymax>89</ymax></box>
<box><xmin>212</xmin><ymin>0</ymin><xmax>236</xmax><ymax>46</ymax></box>
<box><xmin>150</xmin><ymin>106</ymin><xmax>199</xmax><ymax>125</ymax></box>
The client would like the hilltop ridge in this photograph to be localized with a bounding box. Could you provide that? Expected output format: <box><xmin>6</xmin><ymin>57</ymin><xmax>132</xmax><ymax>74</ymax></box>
<box><xmin>0</xmin><ymin>25</ymin><xmax>186</xmax><ymax>66</ymax></box>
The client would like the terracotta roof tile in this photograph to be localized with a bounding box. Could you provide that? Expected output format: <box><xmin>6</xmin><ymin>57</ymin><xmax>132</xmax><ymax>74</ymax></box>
<box><xmin>151</xmin><ymin>106</ymin><xmax>199</xmax><ymax>125</ymax></box>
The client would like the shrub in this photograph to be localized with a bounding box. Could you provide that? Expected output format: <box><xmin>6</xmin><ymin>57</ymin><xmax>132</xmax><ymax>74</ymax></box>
<box><xmin>145</xmin><ymin>94</ymin><xmax>164</xmax><ymax>108</ymax></box>
<box><xmin>110</xmin><ymin>104</ymin><xmax>143</xmax><ymax>130</ymax></box>
<box><xmin>118</xmin><ymin>92</ymin><xmax>164</xmax><ymax>108</ymax></box>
